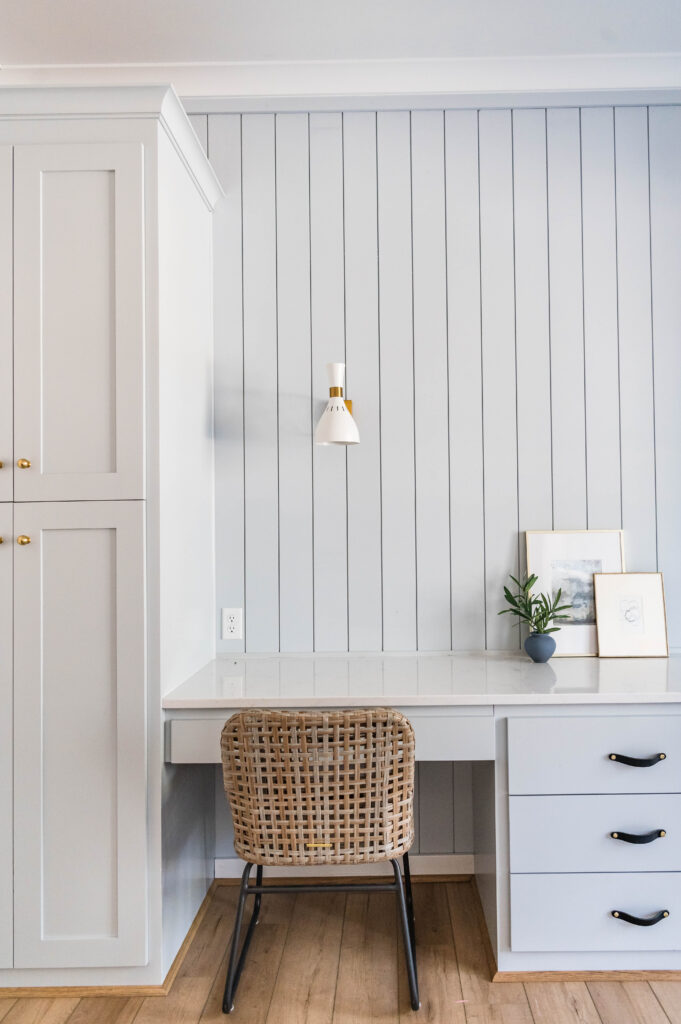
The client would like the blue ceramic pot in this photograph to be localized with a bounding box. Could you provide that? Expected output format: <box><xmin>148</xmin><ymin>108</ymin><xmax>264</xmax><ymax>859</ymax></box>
<box><xmin>524</xmin><ymin>632</ymin><xmax>556</xmax><ymax>663</ymax></box>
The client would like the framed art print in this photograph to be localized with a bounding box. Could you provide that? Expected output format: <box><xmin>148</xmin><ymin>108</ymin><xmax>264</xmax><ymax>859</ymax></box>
<box><xmin>594</xmin><ymin>572</ymin><xmax>668</xmax><ymax>658</ymax></box>
<box><xmin>526</xmin><ymin>530</ymin><xmax>625</xmax><ymax>656</ymax></box>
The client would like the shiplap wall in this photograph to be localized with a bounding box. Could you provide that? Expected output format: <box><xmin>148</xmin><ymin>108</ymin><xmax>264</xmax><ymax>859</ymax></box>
<box><xmin>191</xmin><ymin>104</ymin><xmax>681</xmax><ymax>656</ymax></box>
<box><xmin>190</xmin><ymin>101</ymin><xmax>681</xmax><ymax>862</ymax></box>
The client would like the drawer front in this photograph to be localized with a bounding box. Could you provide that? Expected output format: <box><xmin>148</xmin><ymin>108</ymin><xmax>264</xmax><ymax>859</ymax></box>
<box><xmin>166</xmin><ymin>711</ymin><xmax>495</xmax><ymax>764</ymax></box>
<box><xmin>508</xmin><ymin>716</ymin><xmax>681</xmax><ymax>795</ymax></box>
<box><xmin>510</xmin><ymin>794</ymin><xmax>681</xmax><ymax>873</ymax></box>
<box><xmin>511</xmin><ymin>872</ymin><xmax>681</xmax><ymax>951</ymax></box>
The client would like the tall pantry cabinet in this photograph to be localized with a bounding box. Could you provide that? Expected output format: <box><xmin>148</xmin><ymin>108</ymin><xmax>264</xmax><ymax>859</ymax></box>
<box><xmin>0</xmin><ymin>87</ymin><xmax>221</xmax><ymax>985</ymax></box>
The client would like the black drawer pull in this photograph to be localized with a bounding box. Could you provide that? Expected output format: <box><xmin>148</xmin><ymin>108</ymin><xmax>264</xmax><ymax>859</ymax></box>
<box><xmin>611</xmin><ymin>909</ymin><xmax>670</xmax><ymax>927</ymax></box>
<box><xmin>610</xmin><ymin>829</ymin><xmax>666</xmax><ymax>844</ymax></box>
<box><xmin>609</xmin><ymin>752</ymin><xmax>666</xmax><ymax>767</ymax></box>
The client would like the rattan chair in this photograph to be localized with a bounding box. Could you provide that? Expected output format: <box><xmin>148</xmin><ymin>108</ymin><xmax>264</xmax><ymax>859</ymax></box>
<box><xmin>220</xmin><ymin>707</ymin><xmax>419</xmax><ymax>1014</ymax></box>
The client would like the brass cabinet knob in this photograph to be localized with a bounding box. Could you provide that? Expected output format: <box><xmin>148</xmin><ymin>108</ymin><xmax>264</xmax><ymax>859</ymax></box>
<box><xmin>16</xmin><ymin>535</ymin><xmax>31</xmax><ymax>545</ymax></box>
<box><xmin>0</xmin><ymin>537</ymin><xmax>3</xmax><ymax>543</ymax></box>
<box><xmin>17</xmin><ymin>459</ymin><xmax>31</xmax><ymax>469</ymax></box>
<box><xmin>0</xmin><ymin>461</ymin><xmax>3</xmax><ymax>468</ymax></box>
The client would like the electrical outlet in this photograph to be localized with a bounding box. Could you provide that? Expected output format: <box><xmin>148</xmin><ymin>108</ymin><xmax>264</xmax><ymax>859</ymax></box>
<box><xmin>221</xmin><ymin>608</ymin><xmax>243</xmax><ymax>640</ymax></box>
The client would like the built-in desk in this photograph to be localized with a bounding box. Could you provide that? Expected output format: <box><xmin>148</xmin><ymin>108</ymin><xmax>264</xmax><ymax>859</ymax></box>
<box><xmin>163</xmin><ymin>652</ymin><xmax>681</xmax><ymax>978</ymax></box>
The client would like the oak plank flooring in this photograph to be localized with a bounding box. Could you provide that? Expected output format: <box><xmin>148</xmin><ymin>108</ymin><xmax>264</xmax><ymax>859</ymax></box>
<box><xmin>199</xmin><ymin>891</ymin><xmax>296</xmax><ymax>1023</ymax></box>
<box><xmin>63</xmin><ymin>998</ymin><xmax>143</xmax><ymax>1024</ymax></box>
<box><xmin>332</xmin><ymin>893</ymin><xmax>399</xmax><ymax>1024</ymax></box>
<box><xmin>523</xmin><ymin>982</ymin><xmax>601</xmax><ymax>1024</ymax></box>
<box><xmin>587</xmin><ymin>981</ymin><xmax>670</xmax><ymax>1024</ymax></box>
<box><xmin>446</xmin><ymin>883</ymin><xmax>531</xmax><ymax>1017</ymax></box>
<box><xmin>3</xmin><ymin>882</ymin><xmax>681</xmax><ymax>1023</ymax></box>
<box><xmin>0</xmin><ymin>1001</ymin><xmax>79</xmax><ymax>1024</ymax></box>
<box><xmin>265</xmin><ymin>893</ymin><xmax>344</xmax><ymax>1024</ymax></box>
<box><xmin>649</xmin><ymin>981</ymin><xmax>681</xmax><ymax>1023</ymax></box>
<box><xmin>398</xmin><ymin>883</ymin><xmax>465</xmax><ymax>1023</ymax></box>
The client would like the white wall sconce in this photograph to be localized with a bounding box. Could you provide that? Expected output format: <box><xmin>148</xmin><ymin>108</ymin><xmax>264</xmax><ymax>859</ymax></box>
<box><xmin>314</xmin><ymin>362</ymin><xmax>360</xmax><ymax>446</ymax></box>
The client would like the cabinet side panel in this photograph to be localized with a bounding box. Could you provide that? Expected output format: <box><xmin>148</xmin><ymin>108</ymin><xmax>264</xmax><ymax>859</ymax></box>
<box><xmin>157</xmin><ymin>128</ymin><xmax>216</xmax><ymax>974</ymax></box>
<box><xmin>157</xmin><ymin>128</ymin><xmax>216</xmax><ymax>694</ymax></box>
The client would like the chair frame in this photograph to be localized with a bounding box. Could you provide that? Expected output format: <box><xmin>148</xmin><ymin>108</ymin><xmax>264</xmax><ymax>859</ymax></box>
<box><xmin>222</xmin><ymin>852</ymin><xmax>419</xmax><ymax>1013</ymax></box>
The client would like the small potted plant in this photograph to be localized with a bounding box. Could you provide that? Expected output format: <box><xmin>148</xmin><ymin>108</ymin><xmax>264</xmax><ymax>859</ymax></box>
<box><xmin>499</xmin><ymin>573</ymin><xmax>572</xmax><ymax>663</ymax></box>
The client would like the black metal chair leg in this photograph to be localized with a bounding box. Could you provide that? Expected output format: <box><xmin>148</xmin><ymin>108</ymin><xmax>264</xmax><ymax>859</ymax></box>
<box><xmin>403</xmin><ymin>852</ymin><xmax>416</xmax><ymax>957</ymax></box>
<box><xmin>223</xmin><ymin>862</ymin><xmax>252</xmax><ymax>1012</ymax></box>
<box><xmin>392</xmin><ymin>860</ymin><xmax>420</xmax><ymax>1011</ymax></box>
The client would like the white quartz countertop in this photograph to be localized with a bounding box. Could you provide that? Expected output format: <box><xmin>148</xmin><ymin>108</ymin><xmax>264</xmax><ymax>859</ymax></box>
<box><xmin>162</xmin><ymin>652</ymin><xmax>681</xmax><ymax>708</ymax></box>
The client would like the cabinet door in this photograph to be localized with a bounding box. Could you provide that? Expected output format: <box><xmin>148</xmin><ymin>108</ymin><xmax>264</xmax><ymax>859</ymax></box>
<box><xmin>0</xmin><ymin>148</ymin><xmax>11</xmax><ymax>502</ymax></box>
<box><xmin>0</xmin><ymin>505</ymin><xmax>12</xmax><ymax>968</ymax></box>
<box><xmin>13</xmin><ymin>501</ymin><xmax>147</xmax><ymax>967</ymax></box>
<box><xmin>13</xmin><ymin>144</ymin><xmax>144</xmax><ymax>501</ymax></box>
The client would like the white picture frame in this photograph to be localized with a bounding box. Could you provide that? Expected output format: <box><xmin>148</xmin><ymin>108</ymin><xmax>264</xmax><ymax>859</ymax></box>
<box><xmin>594</xmin><ymin>572</ymin><xmax>669</xmax><ymax>658</ymax></box>
<box><xmin>526</xmin><ymin>530</ymin><xmax>625</xmax><ymax>657</ymax></box>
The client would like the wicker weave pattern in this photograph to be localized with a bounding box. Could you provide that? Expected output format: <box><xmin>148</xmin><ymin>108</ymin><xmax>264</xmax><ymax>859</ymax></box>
<box><xmin>220</xmin><ymin>708</ymin><xmax>415</xmax><ymax>866</ymax></box>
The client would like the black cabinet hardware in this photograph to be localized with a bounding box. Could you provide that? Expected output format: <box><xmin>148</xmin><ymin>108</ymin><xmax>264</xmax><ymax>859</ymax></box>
<box><xmin>608</xmin><ymin>752</ymin><xmax>666</xmax><ymax>767</ymax></box>
<box><xmin>610</xmin><ymin>829</ymin><xmax>666</xmax><ymax>844</ymax></box>
<box><xmin>611</xmin><ymin>909</ymin><xmax>670</xmax><ymax>926</ymax></box>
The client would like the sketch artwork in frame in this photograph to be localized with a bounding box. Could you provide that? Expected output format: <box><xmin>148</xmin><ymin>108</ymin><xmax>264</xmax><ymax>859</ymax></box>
<box><xmin>526</xmin><ymin>530</ymin><xmax>625</xmax><ymax>656</ymax></box>
<box><xmin>594</xmin><ymin>572</ymin><xmax>669</xmax><ymax>658</ymax></box>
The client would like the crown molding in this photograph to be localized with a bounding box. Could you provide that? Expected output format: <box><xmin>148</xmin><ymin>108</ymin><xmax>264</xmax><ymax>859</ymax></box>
<box><xmin>0</xmin><ymin>53</ymin><xmax>680</xmax><ymax>107</ymax></box>
<box><xmin>0</xmin><ymin>84</ymin><xmax>223</xmax><ymax>208</ymax></box>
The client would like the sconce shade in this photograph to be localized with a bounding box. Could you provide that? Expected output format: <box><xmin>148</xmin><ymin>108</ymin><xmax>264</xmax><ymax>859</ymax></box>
<box><xmin>314</xmin><ymin>362</ymin><xmax>360</xmax><ymax>445</ymax></box>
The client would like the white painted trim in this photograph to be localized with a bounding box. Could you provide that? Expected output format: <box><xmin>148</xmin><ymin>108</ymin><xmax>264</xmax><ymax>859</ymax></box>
<box><xmin>0</xmin><ymin>85</ymin><xmax>223</xmax><ymax>209</ymax></box>
<box><xmin>214</xmin><ymin>854</ymin><xmax>474</xmax><ymax>878</ymax></box>
<box><xmin>0</xmin><ymin>54</ymin><xmax>680</xmax><ymax>104</ymax></box>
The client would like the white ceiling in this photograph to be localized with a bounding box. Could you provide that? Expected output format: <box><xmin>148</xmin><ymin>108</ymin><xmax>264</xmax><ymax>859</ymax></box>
<box><xmin>1</xmin><ymin>0</ymin><xmax>680</xmax><ymax>67</ymax></box>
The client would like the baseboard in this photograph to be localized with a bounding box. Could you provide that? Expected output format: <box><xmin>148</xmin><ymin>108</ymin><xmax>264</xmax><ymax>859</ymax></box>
<box><xmin>0</xmin><ymin>880</ymin><xmax>218</xmax><ymax>1000</ymax></box>
<box><xmin>493</xmin><ymin>969</ymin><xmax>681</xmax><ymax>982</ymax></box>
<box><xmin>214</xmin><ymin>853</ymin><xmax>474</xmax><ymax>879</ymax></box>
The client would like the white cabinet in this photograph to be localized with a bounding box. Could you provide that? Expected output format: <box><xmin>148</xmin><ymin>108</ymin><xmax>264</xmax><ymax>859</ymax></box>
<box><xmin>13</xmin><ymin>143</ymin><xmax>145</xmax><ymax>502</ymax></box>
<box><xmin>13</xmin><ymin>501</ymin><xmax>147</xmax><ymax>967</ymax></box>
<box><xmin>0</xmin><ymin>149</ymin><xmax>11</xmax><ymax>502</ymax></box>
<box><xmin>0</xmin><ymin>505</ymin><xmax>12</xmax><ymax>968</ymax></box>
<box><xmin>0</xmin><ymin>87</ymin><xmax>220</xmax><ymax>986</ymax></box>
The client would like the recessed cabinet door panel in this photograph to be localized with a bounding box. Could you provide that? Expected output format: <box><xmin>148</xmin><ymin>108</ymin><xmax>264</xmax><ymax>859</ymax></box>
<box><xmin>13</xmin><ymin>501</ymin><xmax>147</xmax><ymax>968</ymax></box>
<box><xmin>0</xmin><ymin>148</ymin><xmax>11</xmax><ymax>502</ymax></box>
<box><xmin>0</xmin><ymin>504</ymin><xmax>12</xmax><ymax>968</ymax></box>
<box><xmin>13</xmin><ymin>144</ymin><xmax>144</xmax><ymax>501</ymax></box>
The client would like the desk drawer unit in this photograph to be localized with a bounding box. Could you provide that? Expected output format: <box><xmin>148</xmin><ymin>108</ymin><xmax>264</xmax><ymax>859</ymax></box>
<box><xmin>508</xmin><ymin>715</ymin><xmax>681</xmax><ymax>795</ymax></box>
<box><xmin>511</xmin><ymin>872</ymin><xmax>681</xmax><ymax>952</ymax></box>
<box><xmin>510</xmin><ymin>794</ymin><xmax>681</xmax><ymax>873</ymax></box>
<box><xmin>166</xmin><ymin>709</ymin><xmax>495</xmax><ymax>764</ymax></box>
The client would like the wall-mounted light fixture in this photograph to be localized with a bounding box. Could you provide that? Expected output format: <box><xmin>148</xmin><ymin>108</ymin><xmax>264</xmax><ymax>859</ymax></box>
<box><xmin>314</xmin><ymin>362</ymin><xmax>360</xmax><ymax>446</ymax></box>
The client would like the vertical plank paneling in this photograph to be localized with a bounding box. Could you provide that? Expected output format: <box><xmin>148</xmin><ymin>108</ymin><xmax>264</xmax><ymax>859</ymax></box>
<box><xmin>343</xmin><ymin>112</ymin><xmax>382</xmax><ymax>651</ymax></box>
<box><xmin>207</xmin><ymin>101</ymin><xmax>678</xmax><ymax>662</ymax></box>
<box><xmin>376</xmin><ymin>111</ymin><xmax>417</xmax><ymax>650</ymax></box>
<box><xmin>547</xmin><ymin>108</ymin><xmax>587</xmax><ymax>530</ymax></box>
<box><xmin>453</xmin><ymin>763</ymin><xmax>474</xmax><ymax>854</ymax></box>
<box><xmin>209</xmin><ymin>115</ymin><xmax>246</xmax><ymax>653</ymax></box>
<box><xmin>276</xmin><ymin>113</ymin><xmax>314</xmax><ymax>651</ymax></box>
<box><xmin>581</xmin><ymin>107</ymin><xmax>621</xmax><ymax>530</ymax></box>
<box><xmin>444</xmin><ymin>110</ymin><xmax>485</xmax><ymax>649</ymax></box>
<box><xmin>411</xmin><ymin>111</ymin><xmax>451</xmax><ymax>650</ymax></box>
<box><xmin>310</xmin><ymin>113</ymin><xmax>348</xmax><ymax>651</ymax></box>
<box><xmin>242</xmin><ymin>114</ymin><xmax>279</xmax><ymax>651</ymax></box>
<box><xmin>649</xmin><ymin>105</ymin><xmax>681</xmax><ymax>647</ymax></box>
<box><xmin>478</xmin><ymin>109</ymin><xmax>518</xmax><ymax>648</ymax></box>
<box><xmin>512</xmin><ymin>109</ymin><xmax>552</xmax><ymax>567</ymax></box>
<box><xmin>615</xmin><ymin>106</ymin><xmax>658</xmax><ymax>572</ymax></box>
<box><xmin>418</xmin><ymin>763</ymin><xmax>454</xmax><ymax>854</ymax></box>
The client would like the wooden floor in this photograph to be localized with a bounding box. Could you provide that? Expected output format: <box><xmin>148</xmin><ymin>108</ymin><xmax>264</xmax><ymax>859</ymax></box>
<box><xmin>3</xmin><ymin>880</ymin><xmax>681</xmax><ymax>1023</ymax></box>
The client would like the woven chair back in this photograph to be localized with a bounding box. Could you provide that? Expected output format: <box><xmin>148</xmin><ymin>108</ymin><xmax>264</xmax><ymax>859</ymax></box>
<box><xmin>221</xmin><ymin>707</ymin><xmax>415</xmax><ymax>866</ymax></box>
